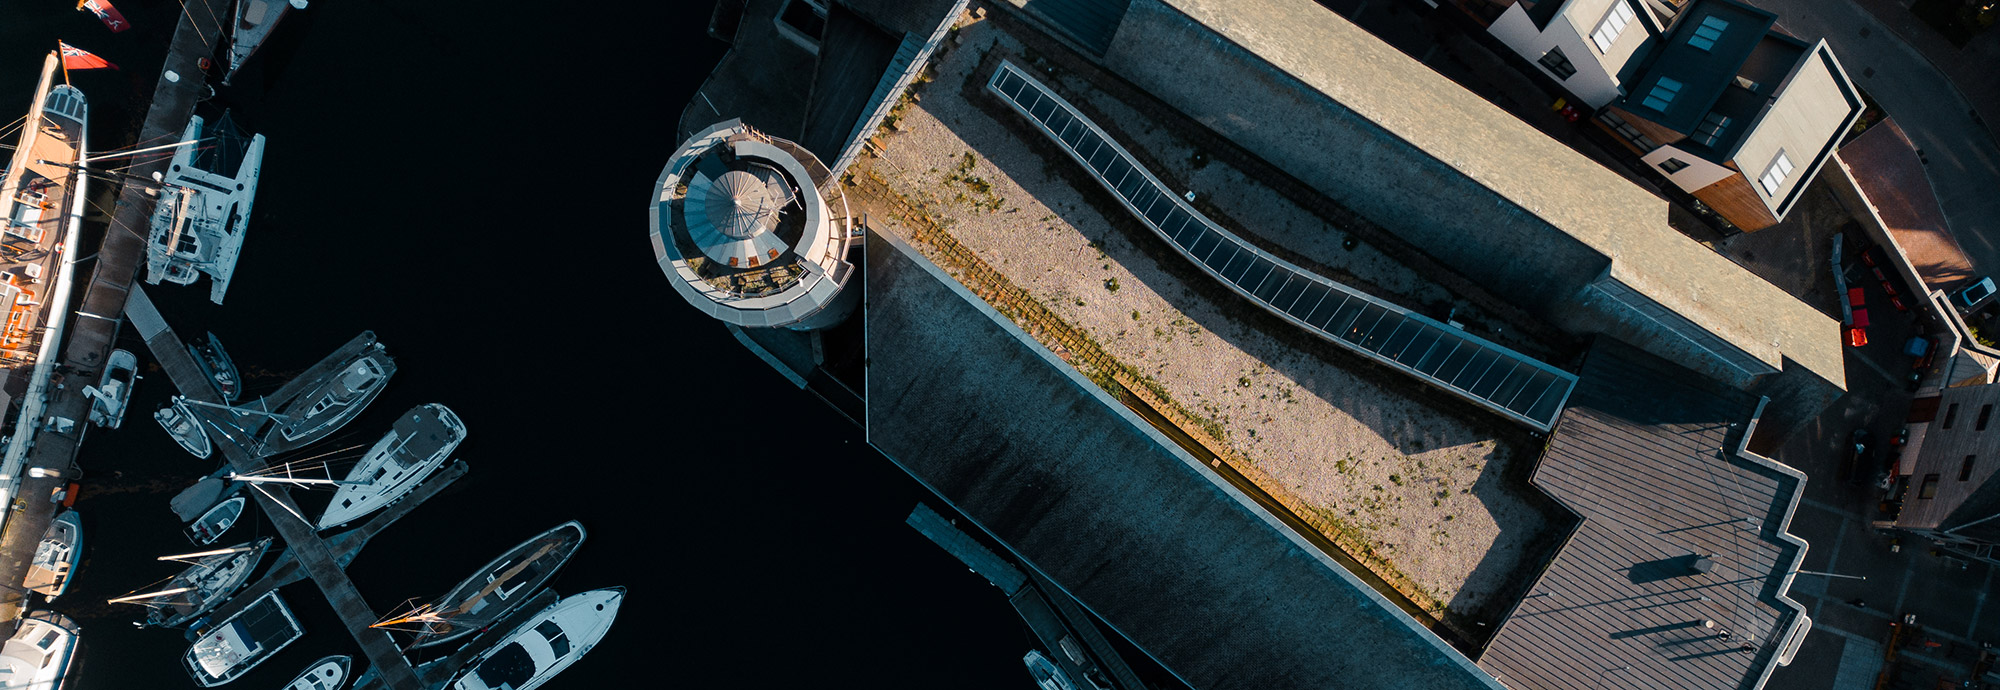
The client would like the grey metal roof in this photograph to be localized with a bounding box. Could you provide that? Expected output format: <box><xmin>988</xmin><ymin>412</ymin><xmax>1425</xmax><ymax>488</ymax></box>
<box><xmin>864</xmin><ymin>230</ymin><xmax>1506</xmax><ymax>690</ymax></box>
<box><xmin>1478</xmin><ymin>340</ymin><xmax>1809</xmax><ymax>690</ymax></box>
<box><xmin>1616</xmin><ymin>0</ymin><xmax>1776</xmax><ymax>136</ymax></box>
<box><xmin>987</xmin><ymin>60</ymin><xmax>1577</xmax><ymax>430</ymax></box>
<box><xmin>1019</xmin><ymin>0</ymin><xmax>1132</xmax><ymax>54</ymax></box>
<box><xmin>799</xmin><ymin>5</ymin><xmax>905</xmax><ymax>164</ymax></box>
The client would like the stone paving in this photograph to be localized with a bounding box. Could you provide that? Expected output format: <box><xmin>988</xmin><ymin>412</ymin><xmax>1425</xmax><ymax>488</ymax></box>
<box><xmin>851</xmin><ymin>16</ymin><xmax>1567</xmax><ymax>620</ymax></box>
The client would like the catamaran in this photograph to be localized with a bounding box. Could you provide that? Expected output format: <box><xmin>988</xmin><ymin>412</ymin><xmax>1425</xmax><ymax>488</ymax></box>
<box><xmin>86</xmin><ymin>348</ymin><xmax>138</xmax><ymax>428</ymax></box>
<box><xmin>112</xmin><ymin>538</ymin><xmax>272</xmax><ymax>629</ymax></box>
<box><xmin>0</xmin><ymin>52</ymin><xmax>91</xmax><ymax>502</ymax></box>
<box><xmin>0</xmin><ymin>612</ymin><xmax>80</xmax><ymax>690</ymax></box>
<box><xmin>313</xmin><ymin>403</ymin><xmax>463</xmax><ymax>530</ymax></box>
<box><xmin>379</xmin><ymin>521</ymin><xmax>586</xmax><ymax>649</ymax></box>
<box><xmin>158</xmin><ymin>397</ymin><xmax>214</xmax><ymax>458</ymax></box>
<box><xmin>280</xmin><ymin>655</ymin><xmax>348</xmax><ymax>690</ymax></box>
<box><xmin>446</xmin><ymin>588</ymin><xmax>624</xmax><ymax>690</ymax></box>
<box><xmin>190</xmin><ymin>332</ymin><xmax>242</xmax><ymax>402</ymax></box>
<box><xmin>183</xmin><ymin>591</ymin><xmax>302</xmax><ymax>687</ymax></box>
<box><xmin>24</xmin><ymin>510</ymin><xmax>82</xmax><ymax>600</ymax></box>
<box><xmin>187</xmin><ymin>496</ymin><xmax>247</xmax><ymax>545</ymax></box>
<box><xmin>223</xmin><ymin>0</ymin><xmax>309</xmax><ymax>86</ymax></box>
<box><xmin>145</xmin><ymin>111</ymin><xmax>263</xmax><ymax>304</ymax></box>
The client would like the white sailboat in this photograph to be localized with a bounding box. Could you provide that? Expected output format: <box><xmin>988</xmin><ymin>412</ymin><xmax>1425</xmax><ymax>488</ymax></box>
<box><xmin>223</xmin><ymin>0</ymin><xmax>310</xmax><ymax>86</ymax></box>
<box><xmin>447</xmin><ymin>588</ymin><xmax>624</xmax><ymax>690</ymax></box>
<box><xmin>109</xmin><ymin>538</ymin><xmax>272</xmax><ymax>629</ymax></box>
<box><xmin>316</xmin><ymin>403</ymin><xmax>463</xmax><ymax>530</ymax></box>
<box><xmin>375</xmin><ymin>521</ymin><xmax>586</xmax><ymax>649</ymax></box>
<box><xmin>145</xmin><ymin>112</ymin><xmax>263</xmax><ymax>304</ymax></box>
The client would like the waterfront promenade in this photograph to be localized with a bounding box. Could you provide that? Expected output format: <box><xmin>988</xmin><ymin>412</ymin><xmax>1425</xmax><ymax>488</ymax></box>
<box><xmin>0</xmin><ymin>0</ymin><xmax>225</xmax><ymax>628</ymax></box>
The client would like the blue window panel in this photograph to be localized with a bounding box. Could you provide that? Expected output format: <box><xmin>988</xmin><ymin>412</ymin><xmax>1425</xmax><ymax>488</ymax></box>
<box><xmin>1158</xmin><ymin>207</ymin><xmax>1189</xmax><ymax>239</ymax></box>
<box><xmin>1273</xmin><ymin>276</ymin><xmax>1309</xmax><ymax>312</ymax></box>
<box><xmin>1188</xmin><ymin>230</ymin><xmax>1222</xmax><ymax>262</ymax></box>
<box><xmin>1116</xmin><ymin>168</ymin><xmax>1148</xmax><ymax>199</ymax></box>
<box><xmin>1128</xmin><ymin>186</ymin><xmax>1158</xmax><ymax>217</ymax></box>
<box><xmin>1524</xmin><ymin>380</ymin><xmax>1569</xmax><ymax>422</ymax></box>
<box><xmin>1044</xmin><ymin>107</ymin><xmax>1074</xmax><ymax>134</ymax></box>
<box><xmin>1144</xmin><ymin>196</ymin><xmax>1176</xmax><ymax>227</ymax></box>
<box><xmin>1485</xmin><ymin>367</ymin><xmax>1535</xmax><ymax>410</ymax></box>
<box><xmin>1357</xmin><ymin>312</ymin><xmax>1400</xmax><ymax>349</ymax></box>
<box><xmin>1102</xmin><ymin>157</ymin><xmax>1134</xmax><ymax>186</ymax></box>
<box><xmin>1305</xmin><ymin>293</ymin><xmax>1349</xmax><ymax>327</ymax></box>
<box><xmin>1216</xmin><ymin>245</ymin><xmax>1252</xmax><ymax>276</ymax></box>
<box><xmin>1341</xmin><ymin>304</ymin><xmax>1389</xmax><ymax>343</ymax></box>
<box><xmin>1502</xmin><ymin>371</ymin><xmax>1557</xmax><ymax>413</ymax></box>
<box><xmin>1393</xmin><ymin>327</ymin><xmax>1441</xmax><ymax>365</ymax></box>
<box><xmin>1237</xmin><ymin>260</ymin><xmax>1275</xmax><ymax>293</ymax></box>
<box><xmin>1377</xmin><ymin>319</ymin><xmax>1420</xmax><ymax>357</ymax></box>
<box><xmin>1448</xmin><ymin>349</ymin><xmax>1501</xmax><ymax>388</ymax></box>
<box><xmin>1203</xmin><ymin>243</ymin><xmax>1237</xmax><ymax>268</ymax></box>
<box><xmin>1060</xmin><ymin>121</ymin><xmax>1089</xmax><ymax>149</ymax></box>
<box><xmin>997</xmin><ymin>73</ymin><xmax>1027</xmax><ymax>99</ymax></box>
<box><xmin>1412</xmin><ymin>332</ymin><xmax>1458</xmax><ymax>373</ymax></box>
<box><xmin>1433</xmin><ymin>341</ymin><xmax>1480</xmax><ymax>381</ymax></box>
<box><xmin>1467</xmin><ymin>360</ymin><xmax>1518</xmax><ymax>399</ymax></box>
<box><xmin>1254</xmin><ymin>266</ymin><xmax>1292</xmax><ymax>302</ymax></box>
<box><xmin>1088</xmin><ymin>144</ymin><xmax>1118</xmax><ymax>173</ymax></box>
<box><xmin>1288</xmin><ymin>282</ymin><xmax>1332</xmax><ymax>319</ymax></box>
<box><xmin>1171</xmin><ymin>218</ymin><xmax>1205</xmax><ymax>247</ymax></box>
<box><xmin>1073</xmin><ymin>131</ymin><xmax>1104</xmax><ymax>162</ymax></box>
<box><xmin>1321</xmin><ymin>297</ymin><xmax>1367</xmax><ymax>332</ymax></box>
<box><xmin>1215</xmin><ymin>249</ymin><xmax>1253</xmax><ymax>283</ymax></box>
<box><xmin>1029</xmin><ymin>95</ymin><xmax>1058</xmax><ymax>122</ymax></box>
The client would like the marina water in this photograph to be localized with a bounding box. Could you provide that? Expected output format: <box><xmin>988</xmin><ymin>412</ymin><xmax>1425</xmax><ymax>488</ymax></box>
<box><xmin>2</xmin><ymin>2</ymin><xmax>1028</xmax><ymax>687</ymax></box>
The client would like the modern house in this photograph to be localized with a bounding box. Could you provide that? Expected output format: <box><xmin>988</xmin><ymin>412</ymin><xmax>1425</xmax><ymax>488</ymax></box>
<box><xmin>1463</xmin><ymin>0</ymin><xmax>1864</xmax><ymax>231</ymax></box>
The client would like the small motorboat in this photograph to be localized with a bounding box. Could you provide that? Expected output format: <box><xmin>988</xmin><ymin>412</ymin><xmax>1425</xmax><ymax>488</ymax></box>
<box><xmin>447</xmin><ymin>588</ymin><xmax>624</xmax><ymax>690</ymax></box>
<box><xmin>189</xmin><ymin>333</ymin><xmax>241</xmax><ymax>403</ymax></box>
<box><xmin>182</xmin><ymin>591</ymin><xmax>301</xmax><ymax>687</ymax></box>
<box><xmin>157</xmin><ymin>397</ymin><xmax>213</xmax><ymax>458</ymax></box>
<box><xmin>24</xmin><ymin>510</ymin><xmax>82</xmax><ymax>599</ymax></box>
<box><xmin>1024</xmin><ymin>650</ymin><xmax>1077</xmax><ymax>690</ymax></box>
<box><xmin>186</xmin><ymin>496</ymin><xmax>246</xmax><ymax>545</ymax></box>
<box><xmin>281</xmin><ymin>655</ymin><xmax>349</xmax><ymax>690</ymax></box>
<box><xmin>86</xmin><ymin>349</ymin><xmax>139</xmax><ymax>428</ymax></box>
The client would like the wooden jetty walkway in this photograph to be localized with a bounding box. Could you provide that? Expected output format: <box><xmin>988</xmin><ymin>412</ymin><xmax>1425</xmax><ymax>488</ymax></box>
<box><xmin>127</xmin><ymin>288</ymin><xmax>430</xmax><ymax>690</ymax></box>
<box><xmin>0</xmin><ymin>0</ymin><xmax>226</xmax><ymax>627</ymax></box>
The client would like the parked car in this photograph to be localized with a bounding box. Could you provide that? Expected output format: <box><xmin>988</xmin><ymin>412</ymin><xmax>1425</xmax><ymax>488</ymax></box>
<box><xmin>1958</xmin><ymin>277</ymin><xmax>1997</xmax><ymax>311</ymax></box>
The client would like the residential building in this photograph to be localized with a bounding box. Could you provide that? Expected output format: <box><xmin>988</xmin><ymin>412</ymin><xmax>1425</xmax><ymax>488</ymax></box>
<box><xmin>1480</xmin><ymin>0</ymin><xmax>1672</xmax><ymax>108</ymax></box>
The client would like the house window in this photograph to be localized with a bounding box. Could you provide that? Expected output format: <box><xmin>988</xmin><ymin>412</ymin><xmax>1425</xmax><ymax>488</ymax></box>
<box><xmin>1641</xmin><ymin>77</ymin><xmax>1683</xmax><ymax>112</ymax></box>
<box><xmin>1945</xmin><ymin>403</ymin><xmax>1960</xmax><ymax>429</ymax></box>
<box><xmin>1692</xmin><ymin>112</ymin><xmax>1732</xmax><ymax>148</ymax></box>
<box><xmin>1758</xmin><ymin>150</ymin><xmax>1795</xmax><ymax>196</ymax></box>
<box><xmin>1600</xmin><ymin>112</ymin><xmax>1661</xmax><ymax>152</ymax></box>
<box><xmin>1982</xmin><ymin>404</ymin><xmax>1994</xmax><ymax>431</ymax></box>
<box><xmin>1920</xmin><ymin>473</ymin><xmax>1941</xmax><ymax>499</ymax></box>
<box><xmin>1688</xmin><ymin>15</ymin><xmax>1730</xmax><ymax>51</ymax></box>
<box><xmin>1660</xmin><ymin>158</ymin><xmax>1690</xmax><ymax>173</ymax></box>
<box><xmin>1539</xmin><ymin>47</ymin><xmax>1578</xmax><ymax>80</ymax></box>
<box><xmin>1592</xmin><ymin>1</ymin><xmax>1638</xmax><ymax>53</ymax></box>
<box><xmin>1963</xmin><ymin>455</ymin><xmax>1979</xmax><ymax>481</ymax></box>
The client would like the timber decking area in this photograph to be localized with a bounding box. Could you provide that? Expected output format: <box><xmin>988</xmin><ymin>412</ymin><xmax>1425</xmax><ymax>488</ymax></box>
<box><xmin>0</xmin><ymin>0</ymin><xmax>226</xmax><ymax>631</ymax></box>
<box><xmin>1477</xmin><ymin>340</ymin><xmax>1810</xmax><ymax>690</ymax></box>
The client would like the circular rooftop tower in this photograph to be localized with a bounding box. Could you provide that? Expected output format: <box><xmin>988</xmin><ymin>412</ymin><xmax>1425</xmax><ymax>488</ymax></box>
<box><xmin>650</xmin><ymin>120</ymin><xmax>858</xmax><ymax>330</ymax></box>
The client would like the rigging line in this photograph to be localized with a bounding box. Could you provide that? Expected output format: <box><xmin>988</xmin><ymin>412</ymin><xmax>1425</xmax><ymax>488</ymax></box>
<box><xmin>247</xmin><ymin>482</ymin><xmax>309</xmax><ymax>524</ymax></box>
<box><xmin>175</xmin><ymin>0</ymin><xmax>215</xmax><ymax>50</ymax></box>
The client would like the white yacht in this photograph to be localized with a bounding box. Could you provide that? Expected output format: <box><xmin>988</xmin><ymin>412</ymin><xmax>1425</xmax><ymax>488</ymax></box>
<box><xmin>317</xmin><ymin>403</ymin><xmax>463</xmax><ymax>530</ymax></box>
<box><xmin>145</xmin><ymin>112</ymin><xmax>263</xmax><ymax>304</ymax></box>
<box><xmin>448</xmin><ymin>588</ymin><xmax>624</xmax><ymax>690</ymax></box>
<box><xmin>223</xmin><ymin>0</ymin><xmax>309</xmax><ymax>86</ymax></box>
<box><xmin>182</xmin><ymin>591</ymin><xmax>302</xmax><ymax>687</ymax></box>
<box><xmin>23</xmin><ymin>510</ymin><xmax>81</xmax><ymax>600</ymax></box>
<box><xmin>117</xmin><ymin>538</ymin><xmax>272</xmax><ymax>629</ymax></box>
<box><xmin>280</xmin><ymin>655</ymin><xmax>348</xmax><ymax>690</ymax></box>
<box><xmin>157</xmin><ymin>397</ymin><xmax>213</xmax><ymax>458</ymax></box>
<box><xmin>263</xmin><ymin>343</ymin><xmax>393</xmax><ymax>451</ymax></box>
<box><xmin>85</xmin><ymin>349</ymin><xmax>138</xmax><ymax>428</ymax></box>
<box><xmin>0</xmin><ymin>612</ymin><xmax>79</xmax><ymax>690</ymax></box>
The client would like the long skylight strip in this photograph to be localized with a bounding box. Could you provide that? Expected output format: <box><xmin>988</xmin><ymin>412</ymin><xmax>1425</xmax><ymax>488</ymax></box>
<box><xmin>985</xmin><ymin>60</ymin><xmax>1576</xmax><ymax>430</ymax></box>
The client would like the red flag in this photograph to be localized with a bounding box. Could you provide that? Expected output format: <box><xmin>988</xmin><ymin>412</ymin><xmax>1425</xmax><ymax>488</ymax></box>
<box><xmin>58</xmin><ymin>42</ymin><xmax>118</xmax><ymax>71</ymax></box>
<box><xmin>76</xmin><ymin>0</ymin><xmax>131</xmax><ymax>33</ymax></box>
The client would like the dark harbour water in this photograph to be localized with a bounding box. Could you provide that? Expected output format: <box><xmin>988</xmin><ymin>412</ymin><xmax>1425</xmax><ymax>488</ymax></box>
<box><xmin>1</xmin><ymin>2</ymin><xmax>1033</xmax><ymax>688</ymax></box>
